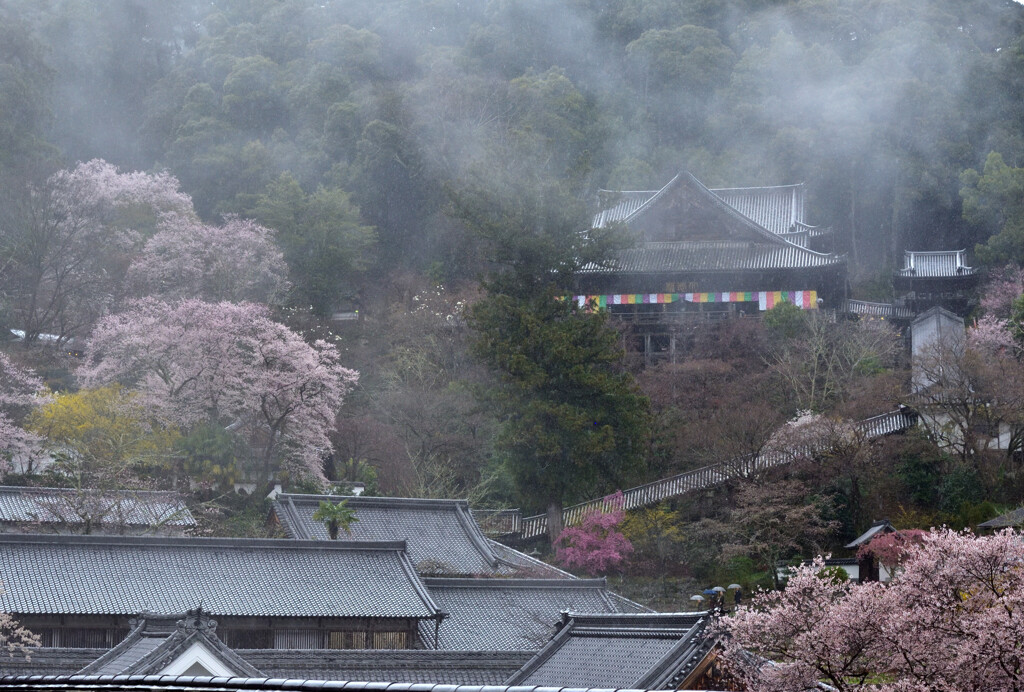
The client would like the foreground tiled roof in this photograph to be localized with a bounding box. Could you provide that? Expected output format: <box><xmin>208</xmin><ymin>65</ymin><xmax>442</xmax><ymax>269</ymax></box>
<box><xmin>506</xmin><ymin>612</ymin><xmax>713</xmax><ymax>689</ymax></box>
<box><xmin>0</xmin><ymin>534</ymin><xmax>440</xmax><ymax>619</ymax></box>
<box><xmin>241</xmin><ymin>649</ymin><xmax>534</xmax><ymax>685</ymax></box>
<box><xmin>272</xmin><ymin>495</ymin><xmax>566</xmax><ymax>578</ymax></box>
<box><xmin>422</xmin><ymin>578</ymin><xmax>651</xmax><ymax>651</ymax></box>
<box><xmin>0</xmin><ymin>677</ymin><xmax>692</xmax><ymax>692</ymax></box>
<box><xmin>0</xmin><ymin>486</ymin><xmax>195</xmax><ymax>528</ymax></box>
<box><xmin>896</xmin><ymin>250</ymin><xmax>975</xmax><ymax>278</ymax></box>
<box><xmin>580</xmin><ymin>240</ymin><xmax>844</xmax><ymax>274</ymax></box>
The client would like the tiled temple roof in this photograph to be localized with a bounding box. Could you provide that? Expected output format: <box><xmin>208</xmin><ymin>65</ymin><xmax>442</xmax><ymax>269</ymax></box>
<box><xmin>0</xmin><ymin>649</ymin><xmax>104</xmax><ymax>676</ymax></box>
<box><xmin>272</xmin><ymin>494</ymin><xmax>567</xmax><ymax>578</ymax></box>
<box><xmin>242</xmin><ymin>649</ymin><xmax>535</xmax><ymax>685</ymax></box>
<box><xmin>0</xmin><ymin>486</ymin><xmax>195</xmax><ymax>529</ymax></box>
<box><xmin>896</xmin><ymin>250</ymin><xmax>975</xmax><ymax>278</ymax></box>
<box><xmin>708</xmin><ymin>183</ymin><xmax>806</xmax><ymax>235</ymax></box>
<box><xmin>845</xmin><ymin>300</ymin><xmax>915</xmax><ymax>319</ymax></box>
<box><xmin>0</xmin><ymin>534</ymin><xmax>440</xmax><ymax>619</ymax></box>
<box><xmin>421</xmin><ymin>578</ymin><xmax>651</xmax><ymax>651</ymax></box>
<box><xmin>595</xmin><ymin>177</ymin><xmax>826</xmax><ymax>237</ymax></box>
<box><xmin>505</xmin><ymin>612</ymin><xmax>714</xmax><ymax>689</ymax></box>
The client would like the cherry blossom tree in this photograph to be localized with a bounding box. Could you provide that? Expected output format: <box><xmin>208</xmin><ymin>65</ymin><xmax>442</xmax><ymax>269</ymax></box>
<box><xmin>969</xmin><ymin>314</ymin><xmax>1021</xmax><ymax>357</ymax></box>
<box><xmin>717</xmin><ymin>529</ymin><xmax>1024</xmax><ymax>692</ymax></box>
<box><xmin>0</xmin><ymin>352</ymin><xmax>47</xmax><ymax>474</ymax></box>
<box><xmin>979</xmin><ymin>265</ymin><xmax>1024</xmax><ymax>319</ymax></box>
<box><xmin>125</xmin><ymin>215</ymin><xmax>289</xmax><ymax>304</ymax></box>
<box><xmin>554</xmin><ymin>491</ymin><xmax>633</xmax><ymax>575</ymax></box>
<box><xmin>0</xmin><ymin>609</ymin><xmax>39</xmax><ymax>657</ymax></box>
<box><xmin>78</xmin><ymin>298</ymin><xmax>358</xmax><ymax>485</ymax></box>
<box><xmin>1</xmin><ymin>159</ymin><xmax>194</xmax><ymax>344</ymax></box>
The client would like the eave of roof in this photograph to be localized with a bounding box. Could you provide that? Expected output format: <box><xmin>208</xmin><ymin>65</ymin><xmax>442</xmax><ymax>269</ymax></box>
<box><xmin>422</xmin><ymin>578</ymin><xmax>627</xmax><ymax>651</ymax></box>
<box><xmin>580</xmin><ymin>240</ymin><xmax>846</xmax><ymax>274</ymax></box>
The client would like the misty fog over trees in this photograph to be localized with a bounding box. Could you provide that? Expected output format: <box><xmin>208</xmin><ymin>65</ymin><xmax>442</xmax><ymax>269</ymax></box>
<box><xmin>3</xmin><ymin>0</ymin><xmax>1024</xmax><ymax>593</ymax></box>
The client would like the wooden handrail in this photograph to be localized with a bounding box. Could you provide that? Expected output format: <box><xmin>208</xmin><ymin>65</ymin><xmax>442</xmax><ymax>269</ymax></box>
<box><xmin>516</xmin><ymin>409</ymin><xmax>917</xmax><ymax>539</ymax></box>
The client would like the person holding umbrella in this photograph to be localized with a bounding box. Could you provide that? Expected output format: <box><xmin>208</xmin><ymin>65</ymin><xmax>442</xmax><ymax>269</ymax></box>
<box><xmin>729</xmin><ymin>583</ymin><xmax>743</xmax><ymax>608</ymax></box>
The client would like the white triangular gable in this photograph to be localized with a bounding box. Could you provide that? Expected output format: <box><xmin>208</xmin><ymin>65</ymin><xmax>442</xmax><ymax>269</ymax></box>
<box><xmin>158</xmin><ymin>641</ymin><xmax>240</xmax><ymax>677</ymax></box>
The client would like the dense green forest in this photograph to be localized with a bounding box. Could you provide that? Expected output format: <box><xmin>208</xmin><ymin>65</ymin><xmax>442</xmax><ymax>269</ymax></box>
<box><xmin>3</xmin><ymin>0</ymin><xmax>1024</xmax><ymax>587</ymax></box>
<box><xmin>3</xmin><ymin>0</ymin><xmax>1024</xmax><ymax>281</ymax></box>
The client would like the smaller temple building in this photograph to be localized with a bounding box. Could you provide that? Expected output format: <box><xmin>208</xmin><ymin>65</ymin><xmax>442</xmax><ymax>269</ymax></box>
<box><xmin>894</xmin><ymin>250</ymin><xmax>978</xmax><ymax>315</ymax></box>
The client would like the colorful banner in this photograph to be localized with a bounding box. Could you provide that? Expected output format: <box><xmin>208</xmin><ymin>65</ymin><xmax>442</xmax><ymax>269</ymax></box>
<box><xmin>572</xmin><ymin>290</ymin><xmax>817</xmax><ymax>311</ymax></box>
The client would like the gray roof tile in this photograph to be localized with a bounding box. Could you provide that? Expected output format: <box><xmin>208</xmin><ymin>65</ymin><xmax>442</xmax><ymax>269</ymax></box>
<box><xmin>242</xmin><ymin>650</ymin><xmax>534</xmax><ymax>685</ymax></box>
<box><xmin>709</xmin><ymin>184</ymin><xmax>806</xmax><ymax>235</ymax></box>
<box><xmin>897</xmin><ymin>250</ymin><xmax>976</xmax><ymax>278</ymax></box>
<box><xmin>845</xmin><ymin>300</ymin><xmax>915</xmax><ymax>319</ymax></box>
<box><xmin>0</xmin><ymin>486</ymin><xmax>195</xmax><ymax>528</ymax></box>
<box><xmin>505</xmin><ymin>613</ymin><xmax>712</xmax><ymax>689</ymax></box>
<box><xmin>273</xmin><ymin>496</ymin><xmax>565</xmax><ymax>578</ymax></box>
<box><xmin>422</xmin><ymin>579</ymin><xmax>651</xmax><ymax>651</ymax></box>
<box><xmin>978</xmin><ymin>507</ymin><xmax>1024</xmax><ymax>528</ymax></box>
<box><xmin>581</xmin><ymin>241</ymin><xmax>844</xmax><ymax>274</ymax></box>
<box><xmin>2</xmin><ymin>648</ymin><xmax>106</xmax><ymax>676</ymax></box>
<box><xmin>595</xmin><ymin>177</ymin><xmax>815</xmax><ymax>237</ymax></box>
<box><xmin>845</xmin><ymin>520</ymin><xmax>897</xmax><ymax>549</ymax></box>
<box><xmin>0</xmin><ymin>534</ymin><xmax>440</xmax><ymax>619</ymax></box>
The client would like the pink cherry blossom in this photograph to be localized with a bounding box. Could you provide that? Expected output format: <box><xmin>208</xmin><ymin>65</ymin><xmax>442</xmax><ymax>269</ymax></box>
<box><xmin>979</xmin><ymin>265</ymin><xmax>1024</xmax><ymax>319</ymax></box>
<box><xmin>0</xmin><ymin>353</ymin><xmax>47</xmax><ymax>473</ymax></box>
<box><xmin>717</xmin><ymin>528</ymin><xmax>1024</xmax><ymax>691</ymax></box>
<box><xmin>78</xmin><ymin>298</ymin><xmax>358</xmax><ymax>484</ymax></box>
<box><xmin>969</xmin><ymin>314</ymin><xmax>1021</xmax><ymax>356</ymax></box>
<box><xmin>125</xmin><ymin>215</ymin><xmax>289</xmax><ymax>304</ymax></box>
<box><xmin>554</xmin><ymin>491</ymin><xmax>633</xmax><ymax>574</ymax></box>
<box><xmin>7</xmin><ymin>159</ymin><xmax>195</xmax><ymax>344</ymax></box>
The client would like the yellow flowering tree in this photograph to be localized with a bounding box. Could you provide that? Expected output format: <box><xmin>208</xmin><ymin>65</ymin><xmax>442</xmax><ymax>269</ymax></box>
<box><xmin>27</xmin><ymin>385</ymin><xmax>180</xmax><ymax>489</ymax></box>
